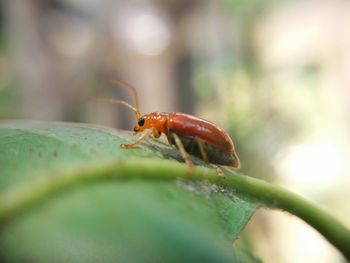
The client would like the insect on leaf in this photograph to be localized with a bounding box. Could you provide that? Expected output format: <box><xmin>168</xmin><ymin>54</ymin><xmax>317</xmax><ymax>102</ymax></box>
<box><xmin>0</xmin><ymin>121</ymin><xmax>259</xmax><ymax>263</ymax></box>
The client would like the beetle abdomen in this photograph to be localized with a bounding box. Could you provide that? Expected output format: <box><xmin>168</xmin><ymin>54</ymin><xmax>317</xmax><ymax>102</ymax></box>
<box><xmin>167</xmin><ymin>113</ymin><xmax>235</xmax><ymax>152</ymax></box>
<box><xmin>167</xmin><ymin>133</ymin><xmax>240</xmax><ymax>168</ymax></box>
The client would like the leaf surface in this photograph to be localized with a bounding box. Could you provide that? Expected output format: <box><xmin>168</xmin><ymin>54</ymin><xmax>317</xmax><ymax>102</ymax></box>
<box><xmin>0</xmin><ymin>121</ymin><xmax>258</xmax><ymax>263</ymax></box>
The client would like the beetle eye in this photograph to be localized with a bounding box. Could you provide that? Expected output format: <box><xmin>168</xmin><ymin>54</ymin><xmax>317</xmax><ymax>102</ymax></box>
<box><xmin>138</xmin><ymin>117</ymin><xmax>145</xmax><ymax>126</ymax></box>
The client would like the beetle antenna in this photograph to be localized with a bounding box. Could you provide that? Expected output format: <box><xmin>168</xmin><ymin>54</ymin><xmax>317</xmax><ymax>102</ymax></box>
<box><xmin>95</xmin><ymin>98</ymin><xmax>141</xmax><ymax>120</ymax></box>
<box><xmin>110</xmin><ymin>80</ymin><xmax>140</xmax><ymax>115</ymax></box>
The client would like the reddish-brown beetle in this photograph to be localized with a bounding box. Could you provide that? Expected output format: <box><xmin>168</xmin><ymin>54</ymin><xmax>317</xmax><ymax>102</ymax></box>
<box><xmin>98</xmin><ymin>80</ymin><xmax>240</xmax><ymax>175</ymax></box>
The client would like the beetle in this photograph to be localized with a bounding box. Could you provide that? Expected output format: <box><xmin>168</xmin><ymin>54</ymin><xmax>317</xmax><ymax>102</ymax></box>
<box><xmin>97</xmin><ymin>80</ymin><xmax>240</xmax><ymax>175</ymax></box>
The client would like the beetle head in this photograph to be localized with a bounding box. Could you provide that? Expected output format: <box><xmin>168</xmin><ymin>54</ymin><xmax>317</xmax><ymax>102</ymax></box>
<box><xmin>133</xmin><ymin>112</ymin><xmax>167</xmax><ymax>136</ymax></box>
<box><xmin>133</xmin><ymin>115</ymin><xmax>147</xmax><ymax>133</ymax></box>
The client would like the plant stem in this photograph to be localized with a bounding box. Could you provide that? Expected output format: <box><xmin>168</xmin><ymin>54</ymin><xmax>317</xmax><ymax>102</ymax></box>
<box><xmin>0</xmin><ymin>159</ymin><xmax>349</xmax><ymax>260</ymax></box>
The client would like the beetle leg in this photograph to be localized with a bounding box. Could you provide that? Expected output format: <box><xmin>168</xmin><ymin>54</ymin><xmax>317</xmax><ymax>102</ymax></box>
<box><xmin>195</xmin><ymin>137</ymin><xmax>209</xmax><ymax>163</ymax></box>
<box><xmin>195</xmin><ymin>137</ymin><xmax>224</xmax><ymax>177</ymax></box>
<box><xmin>209</xmin><ymin>164</ymin><xmax>224</xmax><ymax>177</ymax></box>
<box><xmin>151</xmin><ymin>127</ymin><xmax>161</xmax><ymax>138</ymax></box>
<box><xmin>121</xmin><ymin>129</ymin><xmax>152</xmax><ymax>148</ymax></box>
<box><xmin>171</xmin><ymin>133</ymin><xmax>193</xmax><ymax>170</ymax></box>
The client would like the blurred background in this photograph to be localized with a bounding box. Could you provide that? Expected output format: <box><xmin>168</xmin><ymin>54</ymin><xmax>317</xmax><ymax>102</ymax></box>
<box><xmin>1</xmin><ymin>0</ymin><xmax>350</xmax><ymax>262</ymax></box>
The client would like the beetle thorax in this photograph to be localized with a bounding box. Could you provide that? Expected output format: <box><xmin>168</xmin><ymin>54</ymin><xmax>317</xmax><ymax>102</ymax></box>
<box><xmin>134</xmin><ymin>112</ymin><xmax>168</xmax><ymax>133</ymax></box>
<box><xmin>146</xmin><ymin>112</ymin><xmax>168</xmax><ymax>133</ymax></box>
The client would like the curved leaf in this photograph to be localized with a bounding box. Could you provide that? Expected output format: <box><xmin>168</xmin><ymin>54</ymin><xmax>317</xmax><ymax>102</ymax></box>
<box><xmin>0</xmin><ymin>121</ymin><xmax>257</xmax><ymax>263</ymax></box>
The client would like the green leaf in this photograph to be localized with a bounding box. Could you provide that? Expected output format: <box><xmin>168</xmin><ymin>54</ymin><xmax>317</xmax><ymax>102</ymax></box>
<box><xmin>1</xmin><ymin>121</ymin><xmax>350</xmax><ymax>262</ymax></box>
<box><xmin>0</xmin><ymin>121</ymin><xmax>257</xmax><ymax>263</ymax></box>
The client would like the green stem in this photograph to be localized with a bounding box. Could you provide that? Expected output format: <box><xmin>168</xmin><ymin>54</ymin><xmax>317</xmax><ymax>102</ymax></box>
<box><xmin>0</xmin><ymin>159</ymin><xmax>349</xmax><ymax>260</ymax></box>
